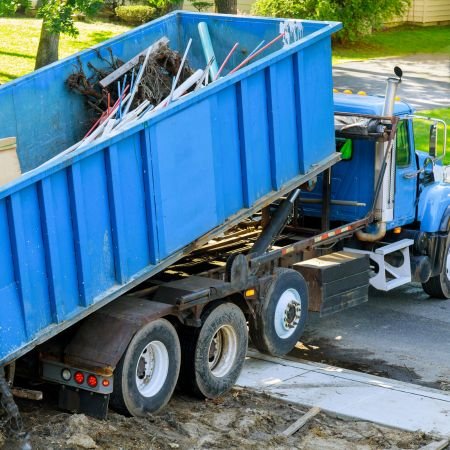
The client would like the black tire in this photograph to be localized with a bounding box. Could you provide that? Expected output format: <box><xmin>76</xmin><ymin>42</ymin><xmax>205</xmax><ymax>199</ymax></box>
<box><xmin>178</xmin><ymin>302</ymin><xmax>248</xmax><ymax>399</ymax></box>
<box><xmin>249</xmin><ymin>268</ymin><xmax>308</xmax><ymax>356</ymax></box>
<box><xmin>110</xmin><ymin>319</ymin><xmax>181</xmax><ymax>416</ymax></box>
<box><xmin>422</xmin><ymin>234</ymin><xmax>450</xmax><ymax>299</ymax></box>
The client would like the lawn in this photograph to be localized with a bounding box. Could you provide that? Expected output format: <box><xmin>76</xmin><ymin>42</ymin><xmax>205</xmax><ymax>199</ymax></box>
<box><xmin>413</xmin><ymin>108</ymin><xmax>450</xmax><ymax>162</ymax></box>
<box><xmin>0</xmin><ymin>17</ymin><xmax>131</xmax><ymax>84</ymax></box>
<box><xmin>333</xmin><ymin>25</ymin><xmax>450</xmax><ymax>64</ymax></box>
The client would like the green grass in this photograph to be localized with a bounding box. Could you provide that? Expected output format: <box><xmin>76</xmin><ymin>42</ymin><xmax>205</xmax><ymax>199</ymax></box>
<box><xmin>333</xmin><ymin>25</ymin><xmax>450</xmax><ymax>64</ymax></box>
<box><xmin>0</xmin><ymin>17</ymin><xmax>131</xmax><ymax>84</ymax></box>
<box><xmin>413</xmin><ymin>108</ymin><xmax>450</xmax><ymax>162</ymax></box>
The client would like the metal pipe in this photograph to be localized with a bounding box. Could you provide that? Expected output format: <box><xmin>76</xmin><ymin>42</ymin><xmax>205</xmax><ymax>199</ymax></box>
<box><xmin>229</xmin><ymin>33</ymin><xmax>284</xmax><ymax>75</ymax></box>
<box><xmin>215</xmin><ymin>42</ymin><xmax>239</xmax><ymax>80</ymax></box>
<box><xmin>383</xmin><ymin>77</ymin><xmax>401</xmax><ymax>116</ymax></box>
<box><xmin>250</xmin><ymin>189</ymin><xmax>300</xmax><ymax>256</ymax></box>
<box><xmin>300</xmin><ymin>199</ymin><xmax>367</xmax><ymax>207</ymax></box>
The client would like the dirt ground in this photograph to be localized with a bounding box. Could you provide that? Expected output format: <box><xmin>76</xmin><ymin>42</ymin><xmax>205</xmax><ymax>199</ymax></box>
<box><xmin>0</xmin><ymin>388</ymin><xmax>436</xmax><ymax>450</ymax></box>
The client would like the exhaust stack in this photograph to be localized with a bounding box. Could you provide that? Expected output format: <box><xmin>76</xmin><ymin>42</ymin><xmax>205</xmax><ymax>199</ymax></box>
<box><xmin>357</xmin><ymin>67</ymin><xmax>402</xmax><ymax>242</ymax></box>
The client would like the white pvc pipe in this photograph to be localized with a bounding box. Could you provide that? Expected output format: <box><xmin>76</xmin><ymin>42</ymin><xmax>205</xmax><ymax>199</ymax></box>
<box><xmin>198</xmin><ymin>22</ymin><xmax>219</xmax><ymax>80</ymax></box>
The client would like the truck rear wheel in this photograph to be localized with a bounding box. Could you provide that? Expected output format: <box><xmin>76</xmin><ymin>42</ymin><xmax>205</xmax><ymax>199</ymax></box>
<box><xmin>249</xmin><ymin>268</ymin><xmax>308</xmax><ymax>356</ymax></box>
<box><xmin>178</xmin><ymin>302</ymin><xmax>248</xmax><ymax>398</ymax></box>
<box><xmin>111</xmin><ymin>319</ymin><xmax>180</xmax><ymax>416</ymax></box>
<box><xmin>422</xmin><ymin>235</ymin><xmax>450</xmax><ymax>299</ymax></box>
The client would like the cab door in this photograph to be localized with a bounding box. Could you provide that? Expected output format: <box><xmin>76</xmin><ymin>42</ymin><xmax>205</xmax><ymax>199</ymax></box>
<box><xmin>392</xmin><ymin>119</ymin><xmax>417</xmax><ymax>226</ymax></box>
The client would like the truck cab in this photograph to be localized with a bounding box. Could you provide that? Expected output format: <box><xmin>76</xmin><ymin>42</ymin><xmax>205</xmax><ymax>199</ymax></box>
<box><xmin>301</xmin><ymin>85</ymin><xmax>450</xmax><ymax>297</ymax></box>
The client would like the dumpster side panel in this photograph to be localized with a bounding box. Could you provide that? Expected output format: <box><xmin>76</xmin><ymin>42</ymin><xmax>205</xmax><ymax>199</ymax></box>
<box><xmin>238</xmin><ymin>71</ymin><xmax>273</xmax><ymax>206</ymax></box>
<box><xmin>266</xmin><ymin>56</ymin><xmax>300</xmax><ymax>189</ymax></box>
<box><xmin>0</xmin><ymin>200</ymin><xmax>28</xmax><ymax>356</ymax></box>
<box><xmin>39</xmin><ymin>171</ymin><xmax>80</xmax><ymax>321</ymax></box>
<box><xmin>149</xmin><ymin>99</ymin><xmax>220</xmax><ymax>256</ymax></box>
<box><xmin>296</xmin><ymin>37</ymin><xmax>335</xmax><ymax>172</ymax></box>
<box><xmin>105</xmin><ymin>135</ymin><xmax>153</xmax><ymax>281</ymax></box>
<box><xmin>67</xmin><ymin>153</ymin><xmax>116</xmax><ymax>304</ymax></box>
<box><xmin>9</xmin><ymin>186</ymin><xmax>53</xmax><ymax>336</ymax></box>
<box><xmin>212</xmin><ymin>86</ymin><xmax>244</xmax><ymax>219</ymax></box>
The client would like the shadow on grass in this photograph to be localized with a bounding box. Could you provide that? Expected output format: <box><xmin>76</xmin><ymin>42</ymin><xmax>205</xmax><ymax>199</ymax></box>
<box><xmin>0</xmin><ymin>50</ymin><xmax>35</xmax><ymax>59</ymax></box>
<box><xmin>86</xmin><ymin>31</ymin><xmax>116</xmax><ymax>45</ymax></box>
<box><xmin>0</xmin><ymin>71</ymin><xmax>18</xmax><ymax>82</ymax></box>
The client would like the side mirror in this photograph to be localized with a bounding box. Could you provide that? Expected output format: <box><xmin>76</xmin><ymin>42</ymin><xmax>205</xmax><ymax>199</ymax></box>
<box><xmin>429</xmin><ymin>123</ymin><xmax>437</xmax><ymax>158</ymax></box>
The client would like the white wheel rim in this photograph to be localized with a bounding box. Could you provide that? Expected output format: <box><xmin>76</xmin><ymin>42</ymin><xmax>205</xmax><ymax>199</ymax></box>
<box><xmin>274</xmin><ymin>288</ymin><xmax>302</xmax><ymax>339</ymax></box>
<box><xmin>446</xmin><ymin>248</ymin><xmax>450</xmax><ymax>281</ymax></box>
<box><xmin>135</xmin><ymin>340</ymin><xmax>169</xmax><ymax>398</ymax></box>
<box><xmin>208</xmin><ymin>325</ymin><xmax>238</xmax><ymax>378</ymax></box>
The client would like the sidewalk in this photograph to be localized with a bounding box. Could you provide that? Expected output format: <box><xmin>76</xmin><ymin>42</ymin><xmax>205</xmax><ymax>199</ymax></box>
<box><xmin>333</xmin><ymin>54</ymin><xmax>450</xmax><ymax>110</ymax></box>
<box><xmin>237</xmin><ymin>351</ymin><xmax>450</xmax><ymax>437</ymax></box>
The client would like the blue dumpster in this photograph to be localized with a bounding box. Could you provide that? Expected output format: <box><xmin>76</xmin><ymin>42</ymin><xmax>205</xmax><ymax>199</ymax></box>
<box><xmin>0</xmin><ymin>12</ymin><xmax>341</xmax><ymax>365</ymax></box>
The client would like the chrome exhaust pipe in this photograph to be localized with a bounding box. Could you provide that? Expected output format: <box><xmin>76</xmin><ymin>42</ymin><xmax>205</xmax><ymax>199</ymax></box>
<box><xmin>357</xmin><ymin>67</ymin><xmax>402</xmax><ymax>243</ymax></box>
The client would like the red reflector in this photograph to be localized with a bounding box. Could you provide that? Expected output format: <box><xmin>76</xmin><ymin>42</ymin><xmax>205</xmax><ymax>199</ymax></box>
<box><xmin>74</xmin><ymin>371</ymin><xmax>84</xmax><ymax>384</ymax></box>
<box><xmin>87</xmin><ymin>375</ymin><xmax>98</xmax><ymax>388</ymax></box>
<box><xmin>102</xmin><ymin>379</ymin><xmax>110</xmax><ymax>387</ymax></box>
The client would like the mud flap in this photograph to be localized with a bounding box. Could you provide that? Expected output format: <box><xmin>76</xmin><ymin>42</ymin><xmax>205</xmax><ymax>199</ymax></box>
<box><xmin>59</xmin><ymin>385</ymin><xmax>110</xmax><ymax>420</ymax></box>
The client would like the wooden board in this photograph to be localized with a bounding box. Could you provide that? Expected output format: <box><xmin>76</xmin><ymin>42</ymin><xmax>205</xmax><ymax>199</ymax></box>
<box><xmin>0</xmin><ymin>137</ymin><xmax>21</xmax><ymax>186</ymax></box>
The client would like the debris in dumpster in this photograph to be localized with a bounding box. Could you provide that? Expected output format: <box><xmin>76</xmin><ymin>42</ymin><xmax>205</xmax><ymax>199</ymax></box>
<box><xmin>47</xmin><ymin>25</ymin><xmax>292</xmax><ymax>171</ymax></box>
<box><xmin>66</xmin><ymin>38</ymin><xmax>194</xmax><ymax>123</ymax></box>
<box><xmin>0</xmin><ymin>137</ymin><xmax>21</xmax><ymax>186</ymax></box>
<box><xmin>99</xmin><ymin>37</ymin><xmax>169</xmax><ymax>89</ymax></box>
<box><xmin>198</xmin><ymin>22</ymin><xmax>219</xmax><ymax>80</ymax></box>
<box><xmin>215</xmin><ymin>42</ymin><xmax>239</xmax><ymax>80</ymax></box>
<box><xmin>229</xmin><ymin>33</ymin><xmax>285</xmax><ymax>75</ymax></box>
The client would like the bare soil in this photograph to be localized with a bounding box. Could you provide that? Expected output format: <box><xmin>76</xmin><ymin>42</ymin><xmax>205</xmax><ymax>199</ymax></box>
<box><xmin>1</xmin><ymin>388</ymin><xmax>435</xmax><ymax>450</ymax></box>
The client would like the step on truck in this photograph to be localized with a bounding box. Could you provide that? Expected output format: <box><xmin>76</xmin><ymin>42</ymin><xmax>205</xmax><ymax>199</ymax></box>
<box><xmin>0</xmin><ymin>11</ymin><xmax>448</xmax><ymax>429</ymax></box>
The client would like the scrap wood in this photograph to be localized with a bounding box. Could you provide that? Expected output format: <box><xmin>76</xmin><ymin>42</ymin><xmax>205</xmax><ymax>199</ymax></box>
<box><xmin>99</xmin><ymin>37</ymin><xmax>169</xmax><ymax>88</ymax></box>
<box><xmin>12</xmin><ymin>387</ymin><xmax>43</xmax><ymax>401</ymax></box>
<box><xmin>281</xmin><ymin>406</ymin><xmax>321</xmax><ymax>437</ymax></box>
<box><xmin>419</xmin><ymin>440</ymin><xmax>449</xmax><ymax>450</ymax></box>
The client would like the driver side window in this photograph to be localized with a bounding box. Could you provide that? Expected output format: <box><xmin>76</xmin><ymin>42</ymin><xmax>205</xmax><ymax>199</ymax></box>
<box><xmin>396</xmin><ymin>120</ymin><xmax>410</xmax><ymax>167</ymax></box>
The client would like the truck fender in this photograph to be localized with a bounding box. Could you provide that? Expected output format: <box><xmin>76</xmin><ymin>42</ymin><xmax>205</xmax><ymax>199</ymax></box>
<box><xmin>417</xmin><ymin>182</ymin><xmax>450</xmax><ymax>233</ymax></box>
<box><xmin>63</xmin><ymin>296</ymin><xmax>175</xmax><ymax>376</ymax></box>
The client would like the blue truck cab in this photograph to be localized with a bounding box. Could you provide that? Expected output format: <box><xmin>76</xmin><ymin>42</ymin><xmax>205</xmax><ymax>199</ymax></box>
<box><xmin>301</xmin><ymin>86</ymin><xmax>450</xmax><ymax>296</ymax></box>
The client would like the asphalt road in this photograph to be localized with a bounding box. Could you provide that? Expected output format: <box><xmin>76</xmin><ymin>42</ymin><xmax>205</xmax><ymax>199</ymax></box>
<box><xmin>294</xmin><ymin>283</ymin><xmax>450</xmax><ymax>390</ymax></box>
<box><xmin>333</xmin><ymin>54</ymin><xmax>450</xmax><ymax>110</ymax></box>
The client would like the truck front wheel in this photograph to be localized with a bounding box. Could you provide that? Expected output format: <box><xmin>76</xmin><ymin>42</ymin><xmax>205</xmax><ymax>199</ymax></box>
<box><xmin>178</xmin><ymin>302</ymin><xmax>248</xmax><ymax>398</ymax></box>
<box><xmin>422</xmin><ymin>236</ymin><xmax>450</xmax><ymax>299</ymax></box>
<box><xmin>110</xmin><ymin>319</ymin><xmax>181</xmax><ymax>416</ymax></box>
<box><xmin>249</xmin><ymin>268</ymin><xmax>308</xmax><ymax>356</ymax></box>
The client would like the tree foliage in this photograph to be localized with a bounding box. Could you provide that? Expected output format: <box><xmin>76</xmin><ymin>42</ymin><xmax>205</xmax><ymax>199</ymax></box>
<box><xmin>0</xmin><ymin>0</ymin><xmax>29</xmax><ymax>16</ymax></box>
<box><xmin>37</xmin><ymin>0</ymin><xmax>103</xmax><ymax>37</ymax></box>
<box><xmin>252</xmin><ymin>0</ymin><xmax>411</xmax><ymax>42</ymax></box>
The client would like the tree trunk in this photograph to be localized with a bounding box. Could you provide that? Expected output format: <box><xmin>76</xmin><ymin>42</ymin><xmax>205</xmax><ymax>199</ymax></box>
<box><xmin>215</xmin><ymin>0</ymin><xmax>237</xmax><ymax>14</ymax></box>
<box><xmin>35</xmin><ymin>23</ymin><xmax>60</xmax><ymax>70</ymax></box>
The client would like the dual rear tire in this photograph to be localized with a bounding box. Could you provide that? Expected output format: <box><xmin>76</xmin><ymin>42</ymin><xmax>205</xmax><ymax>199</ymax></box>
<box><xmin>111</xmin><ymin>302</ymin><xmax>248</xmax><ymax>416</ymax></box>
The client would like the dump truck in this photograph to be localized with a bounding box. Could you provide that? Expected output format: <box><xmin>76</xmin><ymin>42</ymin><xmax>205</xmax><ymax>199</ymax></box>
<box><xmin>0</xmin><ymin>11</ymin><xmax>448</xmax><ymax>429</ymax></box>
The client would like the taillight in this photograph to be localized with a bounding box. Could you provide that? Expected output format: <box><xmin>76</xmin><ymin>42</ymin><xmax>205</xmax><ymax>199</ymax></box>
<box><xmin>74</xmin><ymin>371</ymin><xmax>84</xmax><ymax>384</ymax></box>
<box><xmin>102</xmin><ymin>379</ymin><xmax>110</xmax><ymax>387</ymax></box>
<box><xmin>87</xmin><ymin>375</ymin><xmax>98</xmax><ymax>388</ymax></box>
